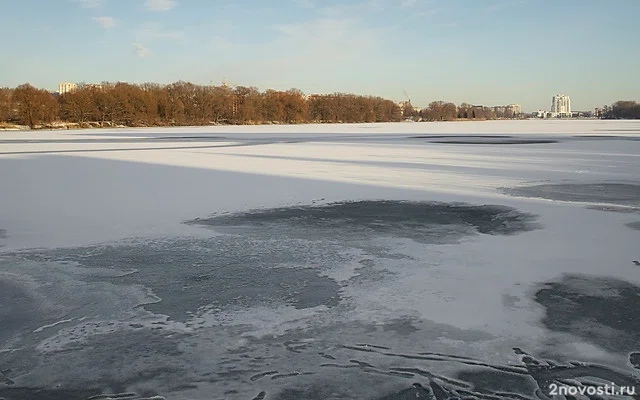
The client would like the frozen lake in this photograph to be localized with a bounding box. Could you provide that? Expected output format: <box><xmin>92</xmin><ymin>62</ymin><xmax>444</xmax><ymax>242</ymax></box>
<box><xmin>1</xmin><ymin>120</ymin><xmax>639</xmax><ymax>399</ymax></box>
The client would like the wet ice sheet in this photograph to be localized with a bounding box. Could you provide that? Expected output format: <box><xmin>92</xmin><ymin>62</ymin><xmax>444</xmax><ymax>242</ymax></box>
<box><xmin>1</xmin><ymin>121</ymin><xmax>639</xmax><ymax>399</ymax></box>
<box><xmin>2</xmin><ymin>200</ymin><xmax>639</xmax><ymax>399</ymax></box>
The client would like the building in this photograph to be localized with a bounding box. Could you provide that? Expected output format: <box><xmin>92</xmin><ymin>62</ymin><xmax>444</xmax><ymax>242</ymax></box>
<box><xmin>533</xmin><ymin>110</ymin><xmax>552</xmax><ymax>118</ymax></box>
<box><xmin>84</xmin><ymin>83</ymin><xmax>104</xmax><ymax>90</ymax></box>
<box><xmin>493</xmin><ymin>104</ymin><xmax>522</xmax><ymax>117</ymax></box>
<box><xmin>594</xmin><ymin>107</ymin><xmax>604</xmax><ymax>118</ymax></box>
<box><xmin>505</xmin><ymin>104</ymin><xmax>522</xmax><ymax>116</ymax></box>
<box><xmin>531</xmin><ymin>95</ymin><xmax>576</xmax><ymax>118</ymax></box>
<box><xmin>551</xmin><ymin>94</ymin><xmax>571</xmax><ymax>117</ymax></box>
<box><xmin>58</xmin><ymin>82</ymin><xmax>77</xmax><ymax>95</ymax></box>
<box><xmin>397</xmin><ymin>101</ymin><xmax>413</xmax><ymax>116</ymax></box>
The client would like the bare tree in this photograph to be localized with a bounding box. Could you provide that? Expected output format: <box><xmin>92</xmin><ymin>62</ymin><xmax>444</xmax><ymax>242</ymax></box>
<box><xmin>0</xmin><ymin>88</ymin><xmax>13</xmax><ymax>123</ymax></box>
<box><xmin>4</xmin><ymin>81</ymin><xmax>410</xmax><ymax>128</ymax></box>
<box><xmin>603</xmin><ymin>101</ymin><xmax>640</xmax><ymax>119</ymax></box>
<box><xmin>12</xmin><ymin>84</ymin><xmax>59</xmax><ymax>128</ymax></box>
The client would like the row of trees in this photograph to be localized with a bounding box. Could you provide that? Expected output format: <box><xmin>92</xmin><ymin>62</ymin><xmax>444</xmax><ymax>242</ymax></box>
<box><xmin>9</xmin><ymin>81</ymin><xmax>635</xmax><ymax>128</ymax></box>
<box><xmin>403</xmin><ymin>101</ymin><xmax>498</xmax><ymax>121</ymax></box>
<box><xmin>0</xmin><ymin>81</ymin><xmax>514</xmax><ymax>129</ymax></box>
<box><xmin>599</xmin><ymin>101</ymin><xmax>640</xmax><ymax>119</ymax></box>
<box><xmin>0</xmin><ymin>82</ymin><xmax>406</xmax><ymax>128</ymax></box>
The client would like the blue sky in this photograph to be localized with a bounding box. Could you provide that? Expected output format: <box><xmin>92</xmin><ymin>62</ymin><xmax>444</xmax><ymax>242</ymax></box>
<box><xmin>1</xmin><ymin>0</ymin><xmax>639</xmax><ymax>111</ymax></box>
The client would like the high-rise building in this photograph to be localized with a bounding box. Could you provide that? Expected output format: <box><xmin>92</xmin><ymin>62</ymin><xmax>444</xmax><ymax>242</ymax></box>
<box><xmin>551</xmin><ymin>95</ymin><xmax>571</xmax><ymax>116</ymax></box>
<box><xmin>58</xmin><ymin>82</ymin><xmax>77</xmax><ymax>95</ymax></box>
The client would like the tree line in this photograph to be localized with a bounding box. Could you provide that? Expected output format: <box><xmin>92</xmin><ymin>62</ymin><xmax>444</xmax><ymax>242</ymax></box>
<box><xmin>0</xmin><ymin>82</ymin><xmax>405</xmax><ymax>128</ymax></box>
<box><xmin>599</xmin><ymin>101</ymin><xmax>640</xmax><ymax>119</ymax></box>
<box><xmin>402</xmin><ymin>101</ymin><xmax>500</xmax><ymax>121</ymax></box>
<box><xmin>1</xmin><ymin>81</ymin><xmax>548</xmax><ymax>129</ymax></box>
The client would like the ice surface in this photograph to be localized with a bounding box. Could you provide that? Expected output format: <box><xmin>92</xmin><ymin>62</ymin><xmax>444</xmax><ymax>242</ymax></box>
<box><xmin>0</xmin><ymin>120</ymin><xmax>639</xmax><ymax>399</ymax></box>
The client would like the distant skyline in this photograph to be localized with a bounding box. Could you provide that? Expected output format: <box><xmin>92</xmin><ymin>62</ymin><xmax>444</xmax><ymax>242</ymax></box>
<box><xmin>1</xmin><ymin>0</ymin><xmax>639</xmax><ymax>111</ymax></box>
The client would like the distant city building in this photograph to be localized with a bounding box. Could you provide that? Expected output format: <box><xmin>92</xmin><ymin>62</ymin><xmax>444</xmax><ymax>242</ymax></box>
<box><xmin>571</xmin><ymin>111</ymin><xmax>591</xmax><ymax>118</ymax></box>
<box><xmin>84</xmin><ymin>83</ymin><xmax>104</xmax><ymax>90</ymax></box>
<box><xmin>397</xmin><ymin>101</ymin><xmax>414</xmax><ymax>116</ymax></box>
<box><xmin>594</xmin><ymin>107</ymin><xmax>603</xmax><ymax>118</ymax></box>
<box><xmin>533</xmin><ymin>110</ymin><xmax>551</xmax><ymax>118</ymax></box>
<box><xmin>505</xmin><ymin>104</ymin><xmax>522</xmax><ymax>115</ymax></box>
<box><xmin>551</xmin><ymin>94</ymin><xmax>571</xmax><ymax>117</ymax></box>
<box><xmin>493</xmin><ymin>104</ymin><xmax>522</xmax><ymax>117</ymax></box>
<box><xmin>493</xmin><ymin>106</ymin><xmax>506</xmax><ymax>114</ymax></box>
<box><xmin>58</xmin><ymin>82</ymin><xmax>77</xmax><ymax>95</ymax></box>
<box><xmin>533</xmin><ymin>95</ymin><xmax>573</xmax><ymax>118</ymax></box>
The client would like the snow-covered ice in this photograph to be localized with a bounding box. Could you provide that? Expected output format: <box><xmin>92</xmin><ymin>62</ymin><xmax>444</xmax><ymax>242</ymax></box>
<box><xmin>0</xmin><ymin>120</ymin><xmax>639</xmax><ymax>399</ymax></box>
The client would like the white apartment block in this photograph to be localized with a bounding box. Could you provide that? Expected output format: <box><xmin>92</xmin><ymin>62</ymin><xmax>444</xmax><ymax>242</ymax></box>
<box><xmin>494</xmin><ymin>104</ymin><xmax>522</xmax><ymax>116</ymax></box>
<box><xmin>506</xmin><ymin>104</ymin><xmax>522</xmax><ymax>115</ymax></box>
<box><xmin>58</xmin><ymin>82</ymin><xmax>77</xmax><ymax>95</ymax></box>
<box><xmin>551</xmin><ymin>94</ymin><xmax>571</xmax><ymax>116</ymax></box>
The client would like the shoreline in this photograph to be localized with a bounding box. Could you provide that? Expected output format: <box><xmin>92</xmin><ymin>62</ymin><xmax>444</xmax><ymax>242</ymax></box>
<box><xmin>1</xmin><ymin>120</ymin><xmax>639</xmax><ymax>140</ymax></box>
<box><xmin>0</xmin><ymin>117</ymin><xmax>605</xmax><ymax>132</ymax></box>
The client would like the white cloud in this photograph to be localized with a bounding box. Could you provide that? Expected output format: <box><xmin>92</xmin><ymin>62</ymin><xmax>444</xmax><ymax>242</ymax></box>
<box><xmin>144</xmin><ymin>0</ymin><xmax>178</xmax><ymax>12</ymax></box>
<box><xmin>76</xmin><ymin>0</ymin><xmax>105</xmax><ymax>8</ymax></box>
<box><xmin>93</xmin><ymin>16</ymin><xmax>116</xmax><ymax>29</ymax></box>
<box><xmin>133</xmin><ymin>42</ymin><xmax>152</xmax><ymax>57</ymax></box>
<box><xmin>401</xmin><ymin>0</ymin><xmax>417</xmax><ymax>7</ymax></box>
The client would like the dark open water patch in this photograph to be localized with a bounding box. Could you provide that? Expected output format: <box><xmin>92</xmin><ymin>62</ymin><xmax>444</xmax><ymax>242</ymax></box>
<box><xmin>572</xmin><ymin>134</ymin><xmax>640</xmax><ymax>141</ymax></box>
<box><xmin>504</xmin><ymin>183</ymin><xmax>640</xmax><ymax>210</ymax></box>
<box><xmin>431</xmin><ymin>139</ymin><xmax>558</xmax><ymax>145</ymax></box>
<box><xmin>534</xmin><ymin>274</ymin><xmax>640</xmax><ymax>354</ymax></box>
<box><xmin>627</xmin><ymin>221</ymin><xmax>640</xmax><ymax>231</ymax></box>
<box><xmin>406</xmin><ymin>135</ymin><xmax>558</xmax><ymax>144</ymax></box>
<box><xmin>0</xmin><ymin>230</ymin><xmax>7</xmax><ymax>239</ymax></box>
<box><xmin>587</xmin><ymin>205</ymin><xmax>640</xmax><ymax>214</ymax></box>
<box><xmin>188</xmin><ymin>200</ymin><xmax>541</xmax><ymax>241</ymax></box>
<box><xmin>409</xmin><ymin>135</ymin><xmax>513</xmax><ymax>139</ymax></box>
